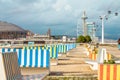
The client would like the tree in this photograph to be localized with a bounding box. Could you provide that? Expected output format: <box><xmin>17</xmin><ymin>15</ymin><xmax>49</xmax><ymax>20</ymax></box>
<box><xmin>76</xmin><ymin>35</ymin><xmax>92</xmax><ymax>43</ymax></box>
<box><xmin>76</xmin><ymin>35</ymin><xmax>86</xmax><ymax>43</ymax></box>
<box><xmin>85</xmin><ymin>35</ymin><xmax>92</xmax><ymax>42</ymax></box>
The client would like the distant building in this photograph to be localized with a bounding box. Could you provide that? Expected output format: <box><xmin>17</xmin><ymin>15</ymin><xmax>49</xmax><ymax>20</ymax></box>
<box><xmin>86</xmin><ymin>22</ymin><xmax>96</xmax><ymax>39</ymax></box>
<box><xmin>0</xmin><ymin>21</ymin><xmax>26</xmax><ymax>39</ymax></box>
<box><xmin>47</xmin><ymin>28</ymin><xmax>51</xmax><ymax>39</ymax></box>
<box><xmin>33</xmin><ymin>34</ymin><xmax>50</xmax><ymax>40</ymax></box>
<box><xmin>62</xmin><ymin>36</ymin><xmax>67</xmax><ymax>42</ymax></box>
<box><xmin>33</xmin><ymin>28</ymin><xmax>51</xmax><ymax>40</ymax></box>
<box><xmin>26</xmin><ymin>30</ymin><xmax>34</xmax><ymax>39</ymax></box>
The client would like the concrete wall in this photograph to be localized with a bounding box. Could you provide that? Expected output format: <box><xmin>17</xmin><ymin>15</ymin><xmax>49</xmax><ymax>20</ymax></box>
<box><xmin>0</xmin><ymin>52</ymin><xmax>21</xmax><ymax>80</ymax></box>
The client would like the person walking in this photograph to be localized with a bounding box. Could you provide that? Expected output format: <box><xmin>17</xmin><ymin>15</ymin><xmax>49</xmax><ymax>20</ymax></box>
<box><xmin>118</xmin><ymin>38</ymin><xmax>120</xmax><ymax>50</ymax></box>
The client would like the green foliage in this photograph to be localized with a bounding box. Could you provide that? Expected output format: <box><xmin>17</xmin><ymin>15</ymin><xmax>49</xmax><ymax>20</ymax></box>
<box><xmin>76</xmin><ymin>35</ymin><xmax>86</xmax><ymax>43</ymax></box>
<box><xmin>85</xmin><ymin>35</ymin><xmax>92</xmax><ymax>42</ymax></box>
<box><xmin>104</xmin><ymin>59</ymin><xmax>115</xmax><ymax>64</ymax></box>
<box><xmin>104</xmin><ymin>60</ymin><xmax>107</xmax><ymax>64</ymax></box>
<box><xmin>109</xmin><ymin>60</ymin><xmax>115</xmax><ymax>64</ymax></box>
<box><xmin>76</xmin><ymin>35</ymin><xmax>92</xmax><ymax>43</ymax></box>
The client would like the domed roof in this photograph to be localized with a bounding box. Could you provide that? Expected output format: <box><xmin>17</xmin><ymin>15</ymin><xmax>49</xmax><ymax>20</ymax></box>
<box><xmin>0</xmin><ymin>21</ymin><xmax>26</xmax><ymax>32</ymax></box>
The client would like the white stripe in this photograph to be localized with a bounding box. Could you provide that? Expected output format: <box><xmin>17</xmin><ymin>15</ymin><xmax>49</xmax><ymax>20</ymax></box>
<box><xmin>5</xmin><ymin>48</ymin><xmax>8</xmax><ymax>52</ymax></box>
<box><xmin>10</xmin><ymin>49</ymin><xmax>14</xmax><ymax>52</ymax></box>
<box><xmin>0</xmin><ymin>49</ymin><xmax>2</xmax><ymax>53</ymax></box>
<box><xmin>16</xmin><ymin>49</ymin><xmax>19</xmax><ymax>59</ymax></box>
<box><xmin>26</xmin><ymin>49</ymin><xmax>30</xmax><ymax>67</ymax></box>
<box><xmin>43</xmin><ymin>50</ymin><xmax>46</xmax><ymax>67</ymax></box>
<box><xmin>38</xmin><ymin>49</ymin><xmax>41</xmax><ymax>67</ymax></box>
<box><xmin>21</xmin><ymin>49</ymin><xmax>24</xmax><ymax>67</ymax></box>
<box><xmin>32</xmin><ymin>49</ymin><xmax>36</xmax><ymax>67</ymax></box>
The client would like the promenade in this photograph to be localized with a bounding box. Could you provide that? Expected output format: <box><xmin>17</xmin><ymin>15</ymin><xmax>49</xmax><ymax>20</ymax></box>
<box><xmin>100</xmin><ymin>45</ymin><xmax>120</xmax><ymax>58</ymax></box>
<box><xmin>50</xmin><ymin>45</ymin><xmax>97</xmax><ymax>76</ymax></box>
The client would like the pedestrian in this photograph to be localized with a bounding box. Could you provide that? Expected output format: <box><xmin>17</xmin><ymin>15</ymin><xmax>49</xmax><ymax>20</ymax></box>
<box><xmin>117</xmin><ymin>38</ymin><xmax>120</xmax><ymax>50</ymax></box>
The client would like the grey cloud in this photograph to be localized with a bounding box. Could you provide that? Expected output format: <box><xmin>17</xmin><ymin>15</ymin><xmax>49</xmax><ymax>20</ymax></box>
<box><xmin>0</xmin><ymin>0</ymin><xmax>120</xmax><ymax>38</ymax></box>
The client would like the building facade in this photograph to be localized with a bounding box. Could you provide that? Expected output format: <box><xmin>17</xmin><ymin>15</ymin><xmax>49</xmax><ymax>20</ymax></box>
<box><xmin>86</xmin><ymin>22</ymin><xmax>96</xmax><ymax>39</ymax></box>
<box><xmin>0</xmin><ymin>21</ymin><xmax>27</xmax><ymax>39</ymax></box>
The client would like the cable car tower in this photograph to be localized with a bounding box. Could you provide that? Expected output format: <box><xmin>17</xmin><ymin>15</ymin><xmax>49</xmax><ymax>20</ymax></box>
<box><xmin>81</xmin><ymin>11</ymin><xmax>88</xmax><ymax>36</ymax></box>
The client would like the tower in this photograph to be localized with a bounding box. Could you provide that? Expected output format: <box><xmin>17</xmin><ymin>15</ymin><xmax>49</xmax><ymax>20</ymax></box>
<box><xmin>47</xmin><ymin>28</ymin><xmax>51</xmax><ymax>39</ymax></box>
<box><xmin>81</xmin><ymin>11</ymin><xmax>88</xmax><ymax>36</ymax></box>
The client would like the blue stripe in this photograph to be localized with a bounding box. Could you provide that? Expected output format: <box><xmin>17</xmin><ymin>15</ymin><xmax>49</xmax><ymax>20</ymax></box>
<box><xmin>30</xmin><ymin>49</ymin><xmax>33</xmax><ymax>67</ymax></box>
<box><xmin>13</xmin><ymin>48</ymin><xmax>16</xmax><ymax>52</ymax></box>
<box><xmin>19</xmin><ymin>49</ymin><xmax>22</xmax><ymax>66</ymax></box>
<box><xmin>46</xmin><ymin>49</ymin><xmax>49</xmax><ymax>68</ymax></box>
<box><xmin>2</xmin><ymin>48</ymin><xmax>5</xmax><ymax>53</ymax></box>
<box><xmin>8</xmin><ymin>48</ymin><xmax>10</xmax><ymax>52</ymax></box>
<box><xmin>52</xmin><ymin>46</ymin><xmax>54</xmax><ymax>58</ymax></box>
<box><xmin>56</xmin><ymin>46</ymin><xmax>58</xmax><ymax>58</ymax></box>
<box><xmin>41</xmin><ymin>49</ymin><xmax>43</xmax><ymax>67</ymax></box>
<box><xmin>24</xmin><ymin>49</ymin><xmax>27</xmax><ymax>67</ymax></box>
<box><xmin>63</xmin><ymin>45</ymin><xmax>65</xmax><ymax>53</ymax></box>
<box><xmin>35</xmin><ymin>49</ymin><xmax>38</xmax><ymax>67</ymax></box>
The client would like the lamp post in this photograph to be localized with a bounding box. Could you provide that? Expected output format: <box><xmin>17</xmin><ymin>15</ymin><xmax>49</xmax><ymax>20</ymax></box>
<box><xmin>100</xmin><ymin>11</ymin><xmax>118</xmax><ymax>44</ymax></box>
<box><xmin>100</xmin><ymin>15</ymin><xmax>106</xmax><ymax>44</ymax></box>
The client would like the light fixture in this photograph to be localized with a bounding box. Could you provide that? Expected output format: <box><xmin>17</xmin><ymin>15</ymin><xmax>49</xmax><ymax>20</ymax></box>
<box><xmin>115</xmin><ymin>12</ymin><xmax>118</xmax><ymax>16</ymax></box>
<box><xmin>108</xmin><ymin>10</ymin><xmax>111</xmax><ymax>14</ymax></box>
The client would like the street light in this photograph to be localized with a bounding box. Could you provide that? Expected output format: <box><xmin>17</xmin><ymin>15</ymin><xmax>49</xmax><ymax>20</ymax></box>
<box><xmin>100</xmin><ymin>15</ymin><xmax>106</xmax><ymax>44</ymax></box>
<box><xmin>108</xmin><ymin>10</ymin><xmax>118</xmax><ymax>16</ymax></box>
<box><xmin>100</xmin><ymin>10</ymin><xmax>118</xmax><ymax>44</ymax></box>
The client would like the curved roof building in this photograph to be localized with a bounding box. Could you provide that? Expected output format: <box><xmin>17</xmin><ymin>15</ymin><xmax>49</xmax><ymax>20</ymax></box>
<box><xmin>0</xmin><ymin>21</ymin><xmax>26</xmax><ymax>39</ymax></box>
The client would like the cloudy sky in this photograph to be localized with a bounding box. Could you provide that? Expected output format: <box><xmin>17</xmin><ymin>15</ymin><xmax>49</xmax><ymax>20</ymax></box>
<box><xmin>0</xmin><ymin>0</ymin><xmax>120</xmax><ymax>39</ymax></box>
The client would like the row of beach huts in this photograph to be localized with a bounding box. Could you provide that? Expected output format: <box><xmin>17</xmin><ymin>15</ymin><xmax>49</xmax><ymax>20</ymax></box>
<box><xmin>0</xmin><ymin>43</ymin><xmax>76</xmax><ymax>80</ymax></box>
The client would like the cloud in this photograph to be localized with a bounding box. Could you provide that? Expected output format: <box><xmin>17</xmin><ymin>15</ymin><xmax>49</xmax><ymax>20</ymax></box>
<box><xmin>64</xmin><ymin>5</ymin><xmax>72</xmax><ymax>12</ymax></box>
<box><xmin>0</xmin><ymin>0</ymin><xmax>120</xmax><ymax>38</ymax></box>
<box><xmin>52</xmin><ymin>0</ymin><xmax>67</xmax><ymax>11</ymax></box>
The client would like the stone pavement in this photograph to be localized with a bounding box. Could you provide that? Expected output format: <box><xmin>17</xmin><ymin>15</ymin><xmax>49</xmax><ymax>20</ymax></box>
<box><xmin>50</xmin><ymin>45</ymin><xmax>97</xmax><ymax>76</ymax></box>
<box><xmin>100</xmin><ymin>46</ymin><xmax>120</xmax><ymax>58</ymax></box>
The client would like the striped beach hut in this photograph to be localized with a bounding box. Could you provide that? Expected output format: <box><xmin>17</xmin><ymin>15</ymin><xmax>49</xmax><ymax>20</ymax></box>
<box><xmin>49</xmin><ymin>45</ymin><xmax>58</xmax><ymax>59</ymax></box>
<box><xmin>98</xmin><ymin>64</ymin><xmax>120</xmax><ymax>80</ymax></box>
<box><xmin>1</xmin><ymin>48</ymin><xmax>50</xmax><ymax>68</ymax></box>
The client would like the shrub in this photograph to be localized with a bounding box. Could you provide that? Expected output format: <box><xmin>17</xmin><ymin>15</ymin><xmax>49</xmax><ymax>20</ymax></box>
<box><xmin>104</xmin><ymin>60</ymin><xmax>115</xmax><ymax>64</ymax></box>
<box><xmin>85</xmin><ymin>35</ymin><xmax>92</xmax><ymax>42</ymax></box>
<box><xmin>104</xmin><ymin>60</ymin><xmax>107</xmax><ymax>64</ymax></box>
<box><xmin>76</xmin><ymin>35</ymin><xmax>92</xmax><ymax>43</ymax></box>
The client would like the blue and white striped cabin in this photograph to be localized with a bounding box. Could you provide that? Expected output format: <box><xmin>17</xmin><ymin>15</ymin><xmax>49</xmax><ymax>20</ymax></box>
<box><xmin>0</xmin><ymin>43</ymin><xmax>76</xmax><ymax>68</ymax></box>
<box><xmin>23</xmin><ymin>45</ymin><xmax>58</xmax><ymax>59</ymax></box>
<box><xmin>49</xmin><ymin>45</ymin><xmax>58</xmax><ymax>59</ymax></box>
<box><xmin>1</xmin><ymin>48</ymin><xmax>50</xmax><ymax>68</ymax></box>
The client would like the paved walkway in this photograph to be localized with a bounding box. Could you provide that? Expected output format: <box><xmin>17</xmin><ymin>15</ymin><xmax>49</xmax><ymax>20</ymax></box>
<box><xmin>100</xmin><ymin>46</ymin><xmax>120</xmax><ymax>58</ymax></box>
<box><xmin>50</xmin><ymin>45</ymin><xmax>97</xmax><ymax>76</ymax></box>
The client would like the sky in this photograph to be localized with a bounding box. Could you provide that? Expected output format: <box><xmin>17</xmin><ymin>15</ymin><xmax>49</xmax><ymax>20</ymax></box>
<box><xmin>0</xmin><ymin>0</ymin><xmax>120</xmax><ymax>39</ymax></box>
